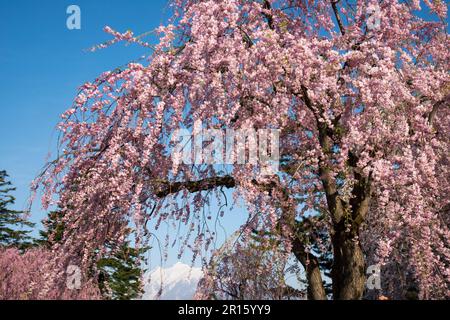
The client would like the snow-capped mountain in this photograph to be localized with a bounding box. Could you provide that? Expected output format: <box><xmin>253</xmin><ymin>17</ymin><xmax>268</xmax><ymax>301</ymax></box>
<box><xmin>142</xmin><ymin>262</ymin><xmax>203</xmax><ymax>300</ymax></box>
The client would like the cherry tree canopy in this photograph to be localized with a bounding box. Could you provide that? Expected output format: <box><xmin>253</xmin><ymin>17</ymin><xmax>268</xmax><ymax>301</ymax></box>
<box><xmin>35</xmin><ymin>0</ymin><xmax>449</xmax><ymax>299</ymax></box>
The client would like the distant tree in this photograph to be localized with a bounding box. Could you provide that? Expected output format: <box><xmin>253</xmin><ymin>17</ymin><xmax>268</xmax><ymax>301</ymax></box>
<box><xmin>0</xmin><ymin>170</ymin><xmax>34</xmax><ymax>249</ymax></box>
<box><xmin>0</xmin><ymin>174</ymin><xmax>100</xmax><ymax>300</ymax></box>
<box><xmin>196</xmin><ymin>231</ymin><xmax>300</xmax><ymax>300</ymax></box>
<box><xmin>35</xmin><ymin>210</ymin><xmax>64</xmax><ymax>247</ymax></box>
<box><xmin>0</xmin><ymin>247</ymin><xmax>101</xmax><ymax>300</ymax></box>
<box><xmin>97</xmin><ymin>241</ymin><xmax>146</xmax><ymax>300</ymax></box>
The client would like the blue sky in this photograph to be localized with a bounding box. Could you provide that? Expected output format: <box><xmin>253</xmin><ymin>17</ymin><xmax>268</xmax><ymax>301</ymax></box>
<box><xmin>0</xmin><ymin>0</ymin><xmax>247</xmax><ymax>268</ymax></box>
<box><xmin>0</xmin><ymin>0</ymin><xmax>167</xmax><ymax>219</ymax></box>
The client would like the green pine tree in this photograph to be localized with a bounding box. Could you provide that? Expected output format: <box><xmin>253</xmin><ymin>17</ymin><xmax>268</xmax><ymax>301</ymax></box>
<box><xmin>97</xmin><ymin>240</ymin><xmax>147</xmax><ymax>300</ymax></box>
<box><xmin>0</xmin><ymin>170</ymin><xmax>34</xmax><ymax>249</ymax></box>
<box><xmin>35</xmin><ymin>210</ymin><xmax>64</xmax><ymax>247</ymax></box>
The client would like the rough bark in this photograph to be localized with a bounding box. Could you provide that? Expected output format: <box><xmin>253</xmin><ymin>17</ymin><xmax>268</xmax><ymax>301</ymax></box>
<box><xmin>292</xmin><ymin>237</ymin><xmax>327</xmax><ymax>300</ymax></box>
<box><xmin>331</xmin><ymin>228</ymin><xmax>366</xmax><ymax>299</ymax></box>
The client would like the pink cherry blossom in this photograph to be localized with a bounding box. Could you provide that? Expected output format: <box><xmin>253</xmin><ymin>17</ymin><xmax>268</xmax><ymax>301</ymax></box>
<box><xmin>30</xmin><ymin>0</ymin><xmax>449</xmax><ymax>300</ymax></box>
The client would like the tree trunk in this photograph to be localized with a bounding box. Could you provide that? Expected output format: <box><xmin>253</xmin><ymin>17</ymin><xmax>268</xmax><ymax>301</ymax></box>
<box><xmin>278</xmin><ymin>183</ymin><xmax>327</xmax><ymax>300</ymax></box>
<box><xmin>292</xmin><ymin>237</ymin><xmax>327</xmax><ymax>300</ymax></box>
<box><xmin>331</xmin><ymin>227</ymin><xmax>366</xmax><ymax>299</ymax></box>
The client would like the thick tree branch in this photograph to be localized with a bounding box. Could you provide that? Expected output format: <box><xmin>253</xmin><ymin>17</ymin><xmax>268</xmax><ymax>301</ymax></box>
<box><xmin>347</xmin><ymin>151</ymin><xmax>372</xmax><ymax>227</ymax></box>
<box><xmin>154</xmin><ymin>175</ymin><xmax>236</xmax><ymax>198</ymax></box>
<box><xmin>331</xmin><ymin>0</ymin><xmax>345</xmax><ymax>35</ymax></box>
<box><xmin>262</xmin><ymin>0</ymin><xmax>275</xmax><ymax>30</ymax></box>
<box><xmin>301</xmin><ymin>85</ymin><xmax>344</xmax><ymax>224</ymax></box>
<box><xmin>292</xmin><ymin>237</ymin><xmax>327</xmax><ymax>300</ymax></box>
<box><xmin>428</xmin><ymin>93</ymin><xmax>449</xmax><ymax>127</ymax></box>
